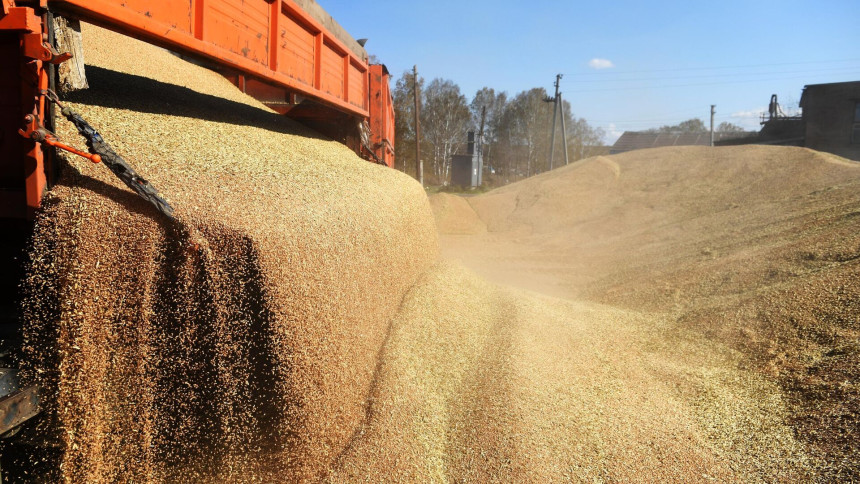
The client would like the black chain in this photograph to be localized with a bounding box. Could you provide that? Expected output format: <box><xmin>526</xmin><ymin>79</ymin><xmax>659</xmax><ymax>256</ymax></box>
<box><xmin>45</xmin><ymin>92</ymin><xmax>175</xmax><ymax>220</ymax></box>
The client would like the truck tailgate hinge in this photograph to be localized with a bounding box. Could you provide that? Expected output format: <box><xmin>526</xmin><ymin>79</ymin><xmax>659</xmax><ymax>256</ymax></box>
<box><xmin>21</xmin><ymin>31</ymin><xmax>71</xmax><ymax>62</ymax></box>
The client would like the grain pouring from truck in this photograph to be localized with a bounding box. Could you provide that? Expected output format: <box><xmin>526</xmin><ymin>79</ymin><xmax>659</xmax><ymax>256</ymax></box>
<box><xmin>0</xmin><ymin>0</ymin><xmax>396</xmax><ymax>442</ymax></box>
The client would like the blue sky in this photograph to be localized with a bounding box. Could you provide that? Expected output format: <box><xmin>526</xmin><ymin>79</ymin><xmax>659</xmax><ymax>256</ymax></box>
<box><xmin>322</xmin><ymin>0</ymin><xmax>860</xmax><ymax>144</ymax></box>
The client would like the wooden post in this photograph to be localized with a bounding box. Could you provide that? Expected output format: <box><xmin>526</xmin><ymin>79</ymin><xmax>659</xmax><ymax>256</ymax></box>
<box><xmin>548</xmin><ymin>74</ymin><xmax>561</xmax><ymax>170</ymax></box>
<box><xmin>53</xmin><ymin>16</ymin><xmax>88</xmax><ymax>92</ymax></box>
<box><xmin>413</xmin><ymin>65</ymin><xmax>423</xmax><ymax>186</ymax></box>
<box><xmin>478</xmin><ymin>105</ymin><xmax>486</xmax><ymax>186</ymax></box>
<box><xmin>559</xmin><ymin>92</ymin><xmax>569</xmax><ymax>165</ymax></box>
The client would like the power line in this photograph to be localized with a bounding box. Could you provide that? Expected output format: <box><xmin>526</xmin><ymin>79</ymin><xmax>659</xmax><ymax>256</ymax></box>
<box><xmin>567</xmin><ymin>66</ymin><xmax>860</xmax><ymax>84</ymax></box>
<box><xmin>590</xmin><ymin>110</ymin><xmax>790</xmax><ymax>129</ymax></box>
<box><xmin>595</xmin><ymin>112</ymin><xmax>776</xmax><ymax>125</ymax></box>
<box><xmin>566</xmin><ymin>71</ymin><xmax>860</xmax><ymax>93</ymax></box>
<box><xmin>572</xmin><ymin>58</ymin><xmax>860</xmax><ymax>76</ymax></box>
<box><xmin>588</xmin><ymin>113</ymin><xmax>706</xmax><ymax>123</ymax></box>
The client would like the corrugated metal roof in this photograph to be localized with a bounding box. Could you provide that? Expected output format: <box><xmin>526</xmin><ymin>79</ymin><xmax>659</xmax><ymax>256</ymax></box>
<box><xmin>610</xmin><ymin>131</ymin><xmax>757</xmax><ymax>154</ymax></box>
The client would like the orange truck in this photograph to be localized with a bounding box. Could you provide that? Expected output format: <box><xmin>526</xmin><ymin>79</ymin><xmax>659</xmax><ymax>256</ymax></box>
<box><xmin>0</xmin><ymin>0</ymin><xmax>395</xmax><ymax>443</ymax></box>
<box><xmin>1</xmin><ymin>0</ymin><xmax>396</xmax><ymax>221</ymax></box>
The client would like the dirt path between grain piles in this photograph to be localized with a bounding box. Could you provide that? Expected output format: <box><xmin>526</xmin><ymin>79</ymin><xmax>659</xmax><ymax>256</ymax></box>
<box><xmin>430</xmin><ymin>147</ymin><xmax>860</xmax><ymax>481</ymax></box>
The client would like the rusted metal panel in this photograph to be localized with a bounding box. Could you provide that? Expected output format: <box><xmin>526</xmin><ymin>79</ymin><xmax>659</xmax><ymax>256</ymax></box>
<box><xmin>244</xmin><ymin>77</ymin><xmax>288</xmax><ymax>104</ymax></box>
<box><xmin>278</xmin><ymin>7</ymin><xmax>315</xmax><ymax>86</ymax></box>
<box><xmin>204</xmin><ymin>0</ymin><xmax>269</xmax><ymax>65</ymax></box>
<box><xmin>1</xmin><ymin>6</ymin><xmax>51</xmax><ymax>218</ymax></box>
<box><xmin>291</xmin><ymin>0</ymin><xmax>365</xmax><ymax>62</ymax></box>
<box><xmin>267</xmin><ymin>0</ymin><xmax>277</xmax><ymax>70</ymax></box>
<box><xmin>320</xmin><ymin>39</ymin><xmax>343</xmax><ymax>100</ymax></box>
<box><xmin>0</xmin><ymin>385</ymin><xmax>40</xmax><ymax>435</ymax></box>
<box><xmin>49</xmin><ymin>0</ymin><xmax>370</xmax><ymax>118</ymax></box>
<box><xmin>23</xmin><ymin>57</ymin><xmax>49</xmax><ymax>220</ymax></box>
<box><xmin>1</xmin><ymin>0</ymin><xmax>396</xmax><ymax>218</ymax></box>
<box><xmin>116</xmin><ymin>0</ymin><xmax>193</xmax><ymax>33</ymax></box>
<box><xmin>368</xmin><ymin>64</ymin><xmax>394</xmax><ymax>167</ymax></box>
<box><xmin>1</xmin><ymin>18</ymin><xmax>29</xmax><ymax>218</ymax></box>
<box><xmin>348</xmin><ymin>60</ymin><xmax>365</xmax><ymax>110</ymax></box>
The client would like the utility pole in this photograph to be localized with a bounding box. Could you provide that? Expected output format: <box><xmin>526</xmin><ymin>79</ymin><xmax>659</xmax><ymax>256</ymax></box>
<box><xmin>558</xmin><ymin>92</ymin><xmax>569</xmax><ymax>165</ymax></box>
<box><xmin>478</xmin><ymin>105</ymin><xmax>486</xmax><ymax>152</ymax></box>
<box><xmin>710</xmin><ymin>104</ymin><xmax>716</xmax><ymax>147</ymax></box>
<box><xmin>413</xmin><ymin>65</ymin><xmax>423</xmax><ymax>185</ymax></box>
<box><xmin>547</xmin><ymin>74</ymin><xmax>562</xmax><ymax>170</ymax></box>
<box><xmin>478</xmin><ymin>105</ymin><xmax>486</xmax><ymax>186</ymax></box>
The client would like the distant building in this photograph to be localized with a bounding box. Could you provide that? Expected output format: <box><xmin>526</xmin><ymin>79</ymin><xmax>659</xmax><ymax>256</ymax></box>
<box><xmin>756</xmin><ymin>93</ymin><xmax>805</xmax><ymax>145</ymax></box>
<box><xmin>451</xmin><ymin>131</ymin><xmax>483</xmax><ymax>187</ymax></box>
<box><xmin>611</xmin><ymin>82</ymin><xmax>860</xmax><ymax>161</ymax></box>
<box><xmin>800</xmin><ymin>81</ymin><xmax>860</xmax><ymax>161</ymax></box>
<box><xmin>609</xmin><ymin>131</ymin><xmax>757</xmax><ymax>155</ymax></box>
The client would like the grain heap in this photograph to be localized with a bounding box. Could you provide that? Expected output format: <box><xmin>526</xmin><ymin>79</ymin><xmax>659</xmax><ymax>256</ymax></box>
<box><xmin>16</xmin><ymin>20</ymin><xmax>858</xmax><ymax>484</ymax></box>
<box><xmin>428</xmin><ymin>192</ymin><xmax>486</xmax><ymax>235</ymax></box>
<box><xmin>329</xmin><ymin>262</ymin><xmax>813</xmax><ymax>481</ymax></box>
<box><xmin>436</xmin><ymin>146</ymin><xmax>860</xmax><ymax>480</ymax></box>
<box><xmin>21</xmin><ymin>24</ymin><xmax>437</xmax><ymax>481</ymax></box>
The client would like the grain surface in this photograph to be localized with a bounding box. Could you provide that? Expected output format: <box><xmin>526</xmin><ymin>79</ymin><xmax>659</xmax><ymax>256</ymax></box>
<box><xmin>329</xmin><ymin>262</ymin><xmax>812</xmax><ymax>482</ymax></box>
<box><xmin>22</xmin><ymin>23</ymin><xmax>437</xmax><ymax>482</ymax></box>
<box><xmin>437</xmin><ymin>146</ymin><xmax>860</xmax><ymax>480</ymax></box>
<box><xmin>428</xmin><ymin>192</ymin><xmax>487</xmax><ymax>235</ymax></box>
<box><xmin>17</xmin><ymin>21</ymin><xmax>859</xmax><ymax>484</ymax></box>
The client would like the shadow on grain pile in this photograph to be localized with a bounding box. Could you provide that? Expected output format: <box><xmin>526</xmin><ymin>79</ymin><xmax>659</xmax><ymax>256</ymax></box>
<box><xmin>24</xmin><ymin>214</ymin><xmax>281</xmax><ymax>481</ymax></box>
<box><xmin>63</xmin><ymin>65</ymin><xmax>328</xmax><ymax>140</ymax></box>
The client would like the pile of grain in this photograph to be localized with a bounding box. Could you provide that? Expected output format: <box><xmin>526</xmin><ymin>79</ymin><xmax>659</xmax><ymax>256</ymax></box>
<box><xmin>328</xmin><ymin>262</ymin><xmax>812</xmax><ymax>481</ymax></box>
<box><xmin>21</xmin><ymin>24</ymin><xmax>437</xmax><ymax>481</ymax></box>
<box><xmin>17</xmin><ymin>21</ymin><xmax>858</xmax><ymax>483</ymax></box>
<box><xmin>438</xmin><ymin>146</ymin><xmax>860</xmax><ymax>480</ymax></box>
<box><xmin>427</xmin><ymin>192</ymin><xmax>486</xmax><ymax>235</ymax></box>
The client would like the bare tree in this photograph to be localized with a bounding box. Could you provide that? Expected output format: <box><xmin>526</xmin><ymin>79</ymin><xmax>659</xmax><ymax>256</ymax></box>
<box><xmin>646</xmin><ymin>118</ymin><xmax>708</xmax><ymax>133</ymax></box>
<box><xmin>393</xmin><ymin>76</ymin><xmax>604</xmax><ymax>186</ymax></box>
<box><xmin>562</xmin><ymin>99</ymin><xmax>606</xmax><ymax>161</ymax></box>
<box><xmin>391</xmin><ymin>70</ymin><xmax>424</xmax><ymax>173</ymax></box>
<box><xmin>492</xmin><ymin>90</ymin><xmax>604</xmax><ymax>180</ymax></box>
<box><xmin>717</xmin><ymin>121</ymin><xmax>746</xmax><ymax>133</ymax></box>
<box><xmin>421</xmin><ymin>78</ymin><xmax>471</xmax><ymax>184</ymax></box>
<box><xmin>494</xmin><ymin>98</ymin><xmax>519</xmax><ymax>180</ymax></box>
<box><xmin>505</xmin><ymin>88</ymin><xmax>553</xmax><ymax>177</ymax></box>
<box><xmin>470</xmin><ymin>87</ymin><xmax>508</xmax><ymax>172</ymax></box>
